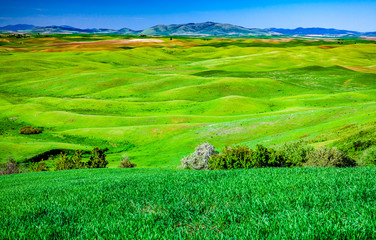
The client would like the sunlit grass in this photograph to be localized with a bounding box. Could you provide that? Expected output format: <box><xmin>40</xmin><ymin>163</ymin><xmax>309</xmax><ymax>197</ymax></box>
<box><xmin>1</xmin><ymin>168</ymin><xmax>376</xmax><ymax>239</ymax></box>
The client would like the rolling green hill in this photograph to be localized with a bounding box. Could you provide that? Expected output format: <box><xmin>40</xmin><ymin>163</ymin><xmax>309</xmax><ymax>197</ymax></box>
<box><xmin>0</xmin><ymin>35</ymin><xmax>375</xmax><ymax>167</ymax></box>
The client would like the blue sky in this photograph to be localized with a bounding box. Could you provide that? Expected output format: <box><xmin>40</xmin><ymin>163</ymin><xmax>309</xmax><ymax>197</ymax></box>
<box><xmin>1</xmin><ymin>0</ymin><xmax>376</xmax><ymax>31</ymax></box>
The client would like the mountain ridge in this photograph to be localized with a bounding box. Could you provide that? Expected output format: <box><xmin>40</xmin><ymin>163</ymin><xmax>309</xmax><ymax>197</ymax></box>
<box><xmin>0</xmin><ymin>22</ymin><xmax>375</xmax><ymax>36</ymax></box>
<box><xmin>0</xmin><ymin>24</ymin><xmax>36</xmax><ymax>31</ymax></box>
<box><xmin>268</xmin><ymin>27</ymin><xmax>361</xmax><ymax>36</ymax></box>
<box><xmin>141</xmin><ymin>22</ymin><xmax>274</xmax><ymax>36</ymax></box>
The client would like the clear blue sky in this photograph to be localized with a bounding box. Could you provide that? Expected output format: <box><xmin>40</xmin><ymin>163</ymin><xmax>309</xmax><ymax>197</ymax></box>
<box><xmin>1</xmin><ymin>0</ymin><xmax>376</xmax><ymax>31</ymax></box>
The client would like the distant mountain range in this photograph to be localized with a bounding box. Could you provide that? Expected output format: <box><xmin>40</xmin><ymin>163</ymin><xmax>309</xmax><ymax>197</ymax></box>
<box><xmin>1</xmin><ymin>22</ymin><xmax>375</xmax><ymax>36</ymax></box>
<box><xmin>31</xmin><ymin>25</ymin><xmax>142</xmax><ymax>35</ymax></box>
<box><xmin>0</xmin><ymin>24</ymin><xmax>36</xmax><ymax>31</ymax></box>
<box><xmin>141</xmin><ymin>22</ymin><xmax>271</xmax><ymax>36</ymax></box>
<box><xmin>269</xmin><ymin>27</ymin><xmax>361</xmax><ymax>36</ymax></box>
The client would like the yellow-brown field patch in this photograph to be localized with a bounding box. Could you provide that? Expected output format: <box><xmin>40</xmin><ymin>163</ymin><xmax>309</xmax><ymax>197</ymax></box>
<box><xmin>340</xmin><ymin>65</ymin><xmax>376</xmax><ymax>73</ymax></box>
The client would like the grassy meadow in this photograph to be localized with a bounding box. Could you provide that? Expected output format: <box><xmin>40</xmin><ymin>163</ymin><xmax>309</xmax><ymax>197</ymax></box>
<box><xmin>1</xmin><ymin>167</ymin><xmax>376</xmax><ymax>239</ymax></box>
<box><xmin>0</xmin><ymin>35</ymin><xmax>375</xmax><ymax>167</ymax></box>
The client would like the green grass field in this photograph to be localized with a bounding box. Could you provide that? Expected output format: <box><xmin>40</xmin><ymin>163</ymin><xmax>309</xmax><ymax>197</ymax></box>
<box><xmin>1</xmin><ymin>168</ymin><xmax>376</xmax><ymax>239</ymax></box>
<box><xmin>0</xmin><ymin>35</ymin><xmax>375</xmax><ymax>167</ymax></box>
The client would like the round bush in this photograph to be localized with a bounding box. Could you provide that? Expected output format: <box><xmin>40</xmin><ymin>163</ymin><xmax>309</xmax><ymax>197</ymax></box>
<box><xmin>209</xmin><ymin>145</ymin><xmax>253</xmax><ymax>170</ymax></box>
<box><xmin>118</xmin><ymin>155</ymin><xmax>136</xmax><ymax>168</ymax></box>
<box><xmin>277</xmin><ymin>141</ymin><xmax>313</xmax><ymax>167</ymax></box>
<box><xmin>19</xmin><ymin>126</ymin><xmax>42</xmax><ymax>135</ymax></box>
<box><xmin>360</xmin><ymin>146</ymin><xmax>376</xmax><ymax>166</ymax></box>
<box><xmin>305</xmin><ymin>147</ymin><xmax>356</xmax><ymax>167</ymax></box>
<box><xmin>180</xmin><ymin>143</ymin><xmax>216</xmax><ymax>170</ymax></box>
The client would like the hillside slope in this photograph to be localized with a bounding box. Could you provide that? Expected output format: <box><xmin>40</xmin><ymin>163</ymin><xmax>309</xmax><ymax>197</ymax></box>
<box><xmin>0</xmin><ymin>36</ymin><xmax>375</xmax><ymax>167</ymax></box>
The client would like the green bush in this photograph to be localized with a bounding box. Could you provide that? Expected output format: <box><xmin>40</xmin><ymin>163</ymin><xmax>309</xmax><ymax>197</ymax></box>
<box><xmin>209</xmin><ymin>145</ymin><xmax>253</xmax><ymax>170</ymax></box>
<box><xmin>19</xmin><ymin>126</ymin><xmax>42</xmax><ymax>135</ymax></box>
<box><xmin>55</xmin><ymin>150</ymin><xmax>84</xmax><ymax>171</ymax></box>
<box><xmin>360</xmin><ymin>146</ymin><xmax>376</xmax><ymax>166</ymax></box>
<box><xmin>30</xmin><ymin>160</ymin><xmax>49</xmax><ymax>172</ymax></box>
<box><xmin>71</xmin><ymin>150</ymin><xmax>84</xmax><ymax>169</ymax></box>
<box><xmin>0</xmin><ymin>157</ymin><xmax>19</xmax><ymax>175</ymax></box>
<box><xmin>305</xmin><ymin>147</ymin><xmax>356</xmax><ymax>167</ymax></box>
<box><xmin>251</xmin><ymin>144</ymin><xmax>283</xmax><ymax>168</ymax></box>
<box><xmin>336</xmin><ymin>128</ymin><xmax>376</xmax><ymax>159</ymax></box>
<box><xmin>207</xmin><ymin>143</ymin><xmax>360</xmax><ymax>170</ymax></box>
<box><xmin>277</xmin><ymin>141</ymin><xmax>314</xmax><ymax>167</ymax></box>
<box><xmin>351</xmin><ymin>139</ymin><xmax>376</xmax><ymax>152</ymax></box>
<box><xmin>54</xmin><ymin>153</ymin><xmax>68</xmax><ymax>170</ymax></box>
<box><xmin>118</xmin><ymin>155</ymin><xmax>136</xmax><ymax>168</ymax></box>
<box><xmin>86</xmin><ymin>147</ymin><xmax>108</xmax><ymax>168</ymax></box>
<box><xmin>209</xmin><ymin>144</ymin><xmax>284</xmax><ymax>170</ymax></box>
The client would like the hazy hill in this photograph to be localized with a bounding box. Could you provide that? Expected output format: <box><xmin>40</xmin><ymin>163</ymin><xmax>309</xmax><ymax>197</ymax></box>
<box><xmin>140</xmin><ymin>22</ymin><xmax>275</xmax><ymax>36</ymax></box>
<box><xmin>0</xmin><ymin>24</ymin><xmax>36</xmax><ymax>31</ymax></box>
<box><xmin>29</xmin><ymin>25</ymin><xmax>140</xmax><ymax>35</ymax></box>
<box><xmin>116</xmin><ymin>27</ymin><xmax>142</xmax><ymax>35</ymax></box>
<box><xmin>364</xmin><ymin>32</ymin><xmax>376</xmax><ymax>36</ymax></box>
<box><xmin>270</xmin><ymin>27</ymin><xmax>361</xmax><ymax>36</ymax></box>
<box><xmin>32</xmin><ymin>26</ymin><xmax>92</xmax><ymax>33</ymax></box>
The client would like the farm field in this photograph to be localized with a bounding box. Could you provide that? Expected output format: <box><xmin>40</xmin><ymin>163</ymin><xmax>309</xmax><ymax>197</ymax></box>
<box><xmin>0</xmin><ymin>35</ymin><xmax>375</xmax><ymax>167</ymax></box>
<box><xmin>1</xmin><ymin>167</ymin><xmax>376</xmax><ymax>239</ymax></box>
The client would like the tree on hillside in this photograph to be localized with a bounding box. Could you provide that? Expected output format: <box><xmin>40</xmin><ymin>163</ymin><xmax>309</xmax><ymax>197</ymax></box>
<box><xmin>55</xmin><ymin>150</ymin><xmax>84</xmax><ymax>171</ymax></box>
<box><xmin>86</xmin><ymin>147</ymin><xmax>108</xmax><ymax>168</ymax></box>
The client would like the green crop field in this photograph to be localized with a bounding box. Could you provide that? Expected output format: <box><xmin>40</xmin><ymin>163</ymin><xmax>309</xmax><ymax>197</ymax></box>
<box><xmin>0</xmin><ymin>35</ymin><xmax>375</xmax><ymax>167</ymax></box>
<box><xmin>1</xmin><ymin>168</ymin><xmax>376</xmax><ymax>239</ymax></box>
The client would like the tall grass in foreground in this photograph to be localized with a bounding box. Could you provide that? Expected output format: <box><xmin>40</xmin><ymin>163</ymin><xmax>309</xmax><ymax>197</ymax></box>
<box><xmin>1</xmin><ymin>168</ymin><xmax>376</xmax><ymax>239</ymax></box>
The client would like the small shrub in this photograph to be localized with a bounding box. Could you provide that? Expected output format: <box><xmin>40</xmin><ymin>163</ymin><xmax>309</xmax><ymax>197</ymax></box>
<box><xmin>19</xmin><ymin>126</ymin><xmax>42</xmax><ymax>135</ymax></box>
<box><xmin>30</xmin><ymin>160</ymin><xmax>49</xmax><ymax>172</ymax></box>
<box><xmin>210</xmin><ymin>144</ymin><xmax>285</xmax><ymax>169</ymax></box>
<box><xmin>210</xmin><ymin>145</ymin><xmax>253</xmax><ymax>170</ymax></box>
<box><xmin>251</xmin><ymin>144</ymin><xmax>283</xmax><ymax>168</ymax></box>
<box><xmin>352</xmin><ymin>139</ymin><xmax>375</xmax><ymax>152</ymax></box>
<box><xmin>86</xmin><ymin>147</ymin><xmax>108</xmax><ymax>168</ymax></box>
<box><xmin>55</xmin><ymin>150</ymin><xmax>84</xmax><ymax>171</ymax></box>
<box><xmin>360</xmin><ymin>146</ymin><xmax>376</xmax><ymax>166</ymax></box>
<box><xmin>54</xmin><ymin>152</ymin><xmax>69</xmax><ymax>171</ymax></box>
<box><xmin>0</xmin><ymin>157</ymin><xmax>19</xmax><ymax>175</ymax></box>
<box><xmin>305</xmin><ymin>147</ymin><xmax>356</xmax><ymax>167</ymax></box>
<box><xmin>180</xmin><ymin>143</ymin><xmax>216</xmax><ymax>170</ymax></box>
<box><xmin>71</xmin><ymin>150</ymin><xmax>84</xmax><ymax>169</ymax></box>
<box><xmin>337</xmin><ymin>128</ymin><xmax>376</xmax><ymax>158</ymax></box>
<box><xmin>277</xmin><ymin>141</ymin><xmax>314</xmax><ymax>167</ymax></box>
<box><xmin>118</xmin><ymin>154</ymin><xmax>136</xmax><ymax>168</ymax></box>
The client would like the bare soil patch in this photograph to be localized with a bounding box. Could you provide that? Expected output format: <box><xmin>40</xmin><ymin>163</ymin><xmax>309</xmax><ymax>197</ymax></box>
<box><xmin>253</xmin><ymin>38</ymin><xmax>293</xmax><ymax>43</ymax></box>
<box><xmin>340</xmin><ymin>65</ymin><xmax>376</xmax><ymax>73</ymax></box>
<box><xmin>318</xmin><ymin>46</ymin><xmax>339</xmax><ymax>49</ymax></box>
